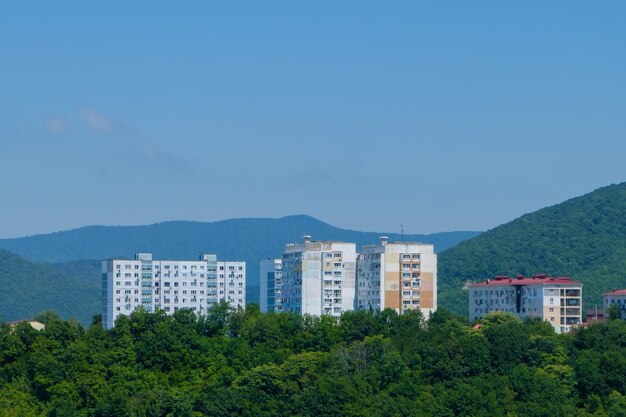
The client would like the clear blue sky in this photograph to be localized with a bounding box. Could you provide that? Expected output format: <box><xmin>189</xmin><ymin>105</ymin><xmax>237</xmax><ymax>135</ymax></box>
<box><xmin>1</xmin><ymin>1</ymin><xmax>625</xmax><ymax>238</ymax></box>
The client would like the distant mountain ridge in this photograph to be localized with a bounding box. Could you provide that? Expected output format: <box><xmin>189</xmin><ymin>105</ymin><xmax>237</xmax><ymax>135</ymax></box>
<box><xmin>0</xmin><ymin>215</ymin><xmax>479</xmax><ymax>263</ymax></box>
<box><xmin>0</xmin><ymin>215</ymin><xmax>479</xmax><ymax>324</ymax></box>
<box><xmin>438</xmin><ymin>182</ymin><xmax>626</xmax><ymax>316</ymax></box>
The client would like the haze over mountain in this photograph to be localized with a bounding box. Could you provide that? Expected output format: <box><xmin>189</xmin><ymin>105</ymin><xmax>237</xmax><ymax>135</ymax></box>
<box><xmin>438</xmin><ymin>182</ymin><xmax>626</xmax><ymax>316</ymax></box>
<box><xmin>0</xmin><ymin>215</ymin><xmax>478</xmax><ymax>263</ymax></box>
<box><xmin>0</xmin><ymin>215</ymin><xmax>478</xmax><ymax>323</ymax></box>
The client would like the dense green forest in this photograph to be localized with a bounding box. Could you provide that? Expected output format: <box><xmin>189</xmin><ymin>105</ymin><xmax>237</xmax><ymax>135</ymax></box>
<box><xmin>2</xmin><ymin>306</ymin><xmax>626</xmax><ymax>417</ymax></box>
<box><xmin>439</xmin><ymin>182</ymin><xmax>626</xmax><ymax>315</ymax></box>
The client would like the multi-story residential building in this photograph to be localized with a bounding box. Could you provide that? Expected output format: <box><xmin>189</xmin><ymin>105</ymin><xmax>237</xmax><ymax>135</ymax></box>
<box><xmin>356</xmin><ymin>237</ymin><xmax>437</xmax><ymax>316</ymax></box>
<box><xmin>468</xmin><ymin>274</ymin><xmax>582</xmax><ymax>334</ymax></box>
<box><xmin>259</xmin><ymin>258</ymin><xmax>283</xmax><ymax>313</ymax></box>
<box><xmin>603</xmin><ymin>288</ymin><xmax>626</xmax><ymax>319</ymax></box>
<box><xmin>281</xmin><ymin>236</ymin><xmax>357</xmax><ymax>317</ymax></box>
<box><xmin>102</xmin><ymin>253</ymin><xmax>245</xmax><ymax>329</ymax></box>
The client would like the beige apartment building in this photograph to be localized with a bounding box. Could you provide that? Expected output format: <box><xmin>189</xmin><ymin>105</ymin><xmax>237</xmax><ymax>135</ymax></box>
<box><xmin>356</xmin><ymin>237</ymin><xmax>437</xmax><ymax>316</ymax></box>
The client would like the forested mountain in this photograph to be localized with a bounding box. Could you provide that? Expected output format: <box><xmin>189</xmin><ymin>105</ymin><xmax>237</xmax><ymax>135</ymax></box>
<box><xmin>2</xmin><ymin>307</ymin><xmax>626</xmax><ymax>416</ymax></box>
<box><xmin>0</xmin><ymin>250</ymin><xmax>99</xmax><ymax>323</ymax></box>
<box><xmin>0</xmin><ymin>215</ymin><xmax>478</xmax><ymax>263</ymax></box>
<box><xmin>438</xmin><ymin>182</ymin><xmax>626</xmax><ymax>315</ymax></box>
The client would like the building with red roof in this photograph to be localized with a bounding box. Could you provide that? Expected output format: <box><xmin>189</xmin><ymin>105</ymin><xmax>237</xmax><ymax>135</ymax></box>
<box><xmin>469</xmin><ymin>274</ymin><xmax>582</xmax><ymax>334</ymax></box>
<box><xmin>603</xmin><ymin>288</ymin><xmax>626</xmax><ymax>319</ymax></box>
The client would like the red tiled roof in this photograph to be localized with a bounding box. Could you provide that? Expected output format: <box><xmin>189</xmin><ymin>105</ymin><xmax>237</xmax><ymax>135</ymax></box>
<box><xmin>469</xmin><ymin>274</ymin><xmax>580</xmax><ymax>287</ymax></box>
<box><xmin>603</xmin><ymin>289</ymin><xmax>626</xmax><ymax>296</ymax></box>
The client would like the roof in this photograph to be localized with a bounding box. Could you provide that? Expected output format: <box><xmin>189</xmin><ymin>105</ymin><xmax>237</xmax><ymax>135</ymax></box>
<box><xmin>7</xmin><ymin>320</ymin><xmax>46</xmax><ymax>330</ymax></box>
<box><xmin>469</xmin><ymin>274</ymin><xmax>581</xmax><ymax>287</ymax></box>
<box><xmin>603</xmin><ymin>289</ymin><xmax>626</xmax><ymax>296</ymax></box>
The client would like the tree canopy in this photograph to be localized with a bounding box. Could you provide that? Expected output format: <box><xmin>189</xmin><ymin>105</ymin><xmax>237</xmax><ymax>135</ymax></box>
<box><xmin>1</xmin><ymin>305</ymin><xmax>625</xmax><ymax>416</ymax></box>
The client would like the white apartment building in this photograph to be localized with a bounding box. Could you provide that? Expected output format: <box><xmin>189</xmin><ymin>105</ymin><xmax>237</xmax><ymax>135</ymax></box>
<box><xmin>259</xmin><ymin>258</ymin><xmax>283</xmax><ymax>313</ymax></box>
<box><xmin>469</xmin><ymin>275</ymin><xmax>582</xmax><ymax>334</ymax></box>
<box><xmin>357</xmin><ymin>237</ymin><xmax>437</xmax><ymax>316</ymax></box>
<box><xmin>281</xmin><ymin>236</ymin><xmax>357</xmax><ymax>317</ymax></box>
<box><xmin>603</xmin><ymin>289</ymin><xmax>626</xmax><ymax>319</ymax></box>
<box><xmin>102</xmin><ymin>253</ymin><xmax>245</xmax><ymax>329</ymax></box>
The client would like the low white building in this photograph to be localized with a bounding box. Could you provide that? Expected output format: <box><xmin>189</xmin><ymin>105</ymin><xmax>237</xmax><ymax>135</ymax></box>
<box><xmin>469</xmin><ymin>275</ymin><xmax>582</xmax><ymax>334</ymax></box>
<box><xmin>357</xmin><ymin>237</ymin><xmax>437</xmax><ymax>316</ymax></box>
<box><xmin>281</xmin><ymin>236</ymin><xmax>357</xmax><ymax>317</ymax></box>
<box><xmin>102</xmin><ymin>253</ymin><xmax>245</xmax><ymax>329</ymax></box>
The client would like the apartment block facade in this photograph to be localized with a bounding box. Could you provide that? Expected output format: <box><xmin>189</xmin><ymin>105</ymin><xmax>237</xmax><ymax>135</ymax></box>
<box><xmin>102</xmin><ymin>253</ymin><xmax>245</xmax><ymax>329</ymax></box>
<box><xmin>356</xmin><ymin>237</ymin><xmax>437</xmax><ymax>316</ymax></box>
<box><xmin>603</xmin><ymin>289</ymin><xmax>626</xmax><ymax>319</ymax></box>
<box><xmin>259</xmin><ymin>258</ymin><xmax>283</xmax><ymax>313</ymax></box>
<box><xmin>469</xmin><ymin>275</ymin><xmax>582</xmax><ymax>333</ymax></box>
<box><xmin>281</xmin><ymin>236</ymin><xmax>357</xmax><ymax>316</ymax></box>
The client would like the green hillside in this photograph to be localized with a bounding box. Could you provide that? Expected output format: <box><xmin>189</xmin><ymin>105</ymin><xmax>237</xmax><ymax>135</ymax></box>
<box><xmin>0</xmin><ymin>249</ymin><xmax>100</xmax><ymax>324</ymax></box>
<box><xmin>438</xmin><ymin>182</ymin><xmax>626</xmax><ymax>316</ymax></box>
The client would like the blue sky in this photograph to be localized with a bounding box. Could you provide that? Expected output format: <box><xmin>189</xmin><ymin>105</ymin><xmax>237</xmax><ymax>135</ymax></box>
<box><xmin>1</xmin><ymin>1</ymin><xmax>625</xmax><ymax>238</ymax></box>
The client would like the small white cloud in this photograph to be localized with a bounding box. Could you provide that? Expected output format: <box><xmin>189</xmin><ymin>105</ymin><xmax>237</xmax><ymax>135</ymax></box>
<box><xmin>83</xmin><ymin>108</ymin><xmax>113</xmax><ymax>132</ymax></box>
<box><xmin>143</xmin><ymin>146</ymin><xmax>159</xmax><ymax>161</ymax></box>
<box><xmin>46</xmin><ymin>117</ymin><xmax>66</xmax><ymax>133</ymax></box>
<box><xmin>138</xmin><ymin>145</ymin><xmax>188</xmax><ymax>170</ymax></box>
